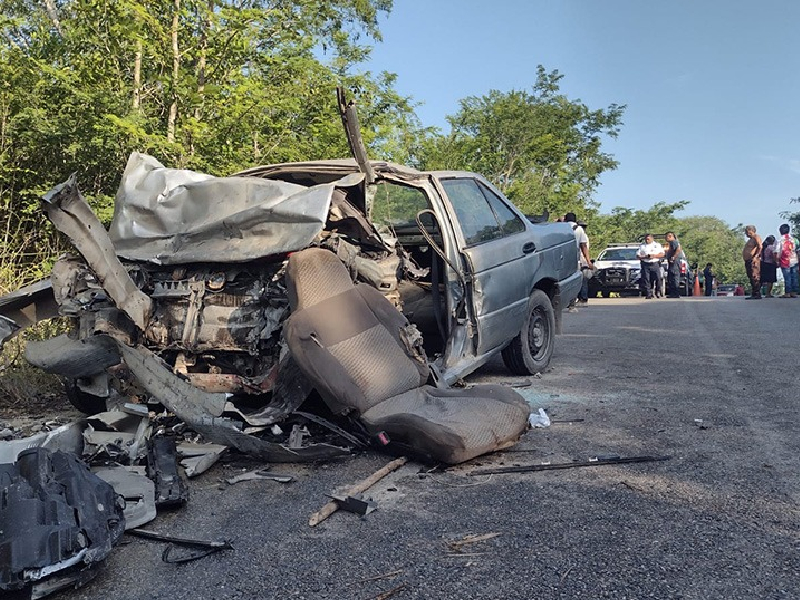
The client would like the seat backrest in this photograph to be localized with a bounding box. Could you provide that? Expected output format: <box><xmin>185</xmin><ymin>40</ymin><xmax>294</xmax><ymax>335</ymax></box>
<box><xmin>284</xmin><ymin>248</ymin><xmax>429</xmax><ymax>415</ymax></box>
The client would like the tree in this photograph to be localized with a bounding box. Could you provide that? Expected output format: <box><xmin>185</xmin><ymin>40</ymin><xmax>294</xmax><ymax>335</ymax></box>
<box><xmin>590</xmin><ymin>201</ymin><xmax>686</xmax><ymax>251</ymax></box>
<box><xmin>0</xmin><ymin>0</ymin><xmax>432</xmax><ymax>291</ymax></box>
<box><xmin>780</xmin><ymin>197</ymin><xmax>800</xmax><ymax>232</ymax></box>
<box><xmin>418</xmin><ymin>66</ymin><xmax>625</xmax><ymax>218</ymax></box>
<box><xmin>673</xmin><ymin>216</ymin><xmax>747</xmax><ymax>285</ymax></box>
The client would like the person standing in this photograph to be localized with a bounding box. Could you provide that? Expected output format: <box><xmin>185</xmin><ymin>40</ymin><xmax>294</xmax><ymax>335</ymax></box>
<box><xmin>760</xmin><ymin>235</ymin><xmax>777</xmax><ymax>298</ymax></box>
<box><xmin>636</xmin><ymin>233</ymin><xmax>664</xmax><ymax>299</ymax></box>
<box><xmin>773</xmin><ymin>224</ymin><xmax>799</xmax><ymax>298</ymax></box>
<box><xmin>664</xmin><ymin>231</ymin><xmax>683</xmax><ymax>298</ymax></box>
<box><xmin>565</xmin><ymin>212</ymin><xmax>592</xmax><ymax>306</ymax></box>
<box><xmin>742</xmin><ymin>225</ymin><xmax>762</xmax><ymax>299</ymax></box>
<box><xmin>702</xmin><ymin>263</ymin><xmax>715</xmax><ymax>297</ymax></box>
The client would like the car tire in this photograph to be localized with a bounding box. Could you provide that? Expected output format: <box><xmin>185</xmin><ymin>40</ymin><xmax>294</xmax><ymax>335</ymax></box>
<box><xmin>64</xmin><ymin>378</ymin><xmax>107</xmax><ymax>415</ymax></box>
<box><xmin>502</xmin><ymin>289</ymin><xmax>555</xmax><ymax>375</ymax></box>
<box><xmin>601</xmin><ymin>290</ymin><xmax>611</xmax><ymax>298</ymax></box>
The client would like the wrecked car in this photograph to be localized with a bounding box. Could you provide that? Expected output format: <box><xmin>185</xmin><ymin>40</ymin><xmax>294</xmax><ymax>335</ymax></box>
<box><xmin>2</xmin><ymin>148</ymin><xmax>580</xmax><ymax>464</ymax></box>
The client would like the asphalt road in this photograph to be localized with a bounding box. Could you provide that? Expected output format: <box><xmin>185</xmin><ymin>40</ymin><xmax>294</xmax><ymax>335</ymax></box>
<box><xmin>58</xmin><ymin>296</ymin><xmax>799</xmax><ymax>600</ymax></box>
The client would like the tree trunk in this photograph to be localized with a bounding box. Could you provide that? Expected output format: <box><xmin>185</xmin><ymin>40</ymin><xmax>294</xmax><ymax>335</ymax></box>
<box><xmin>133</xmin><ymin>39</ymin><xmax>142</xmax><ymax>111</ymax></box>
<box><xmin>41</xmin><ymin>0</ymin><xmax>63</xmax><ymax>36</ymax></box>
<box><xmin>195</xmin><ymin>2</ymin><xmax>210</xmax><ymax>120</ymax></box>
<box><xmin>167</xmin><ymin>0</ymin><xmax>180</xmax><ymax>143</ymax></box>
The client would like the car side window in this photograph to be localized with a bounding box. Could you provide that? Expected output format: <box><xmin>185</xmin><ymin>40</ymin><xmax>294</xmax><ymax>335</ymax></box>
<box><xmin>441</xmin><ymin>178</ymin><xmax>503</xmax><ymax>245</ymax></box>
<box><xmin>370</xmin><ymin>181</ymin><xmax>430</xmax><ymax>232</ymax></box>
<box><xmin>477</xmin><ymin>182</ymin><xmax>526</xmax><ymax>235</ymax></box>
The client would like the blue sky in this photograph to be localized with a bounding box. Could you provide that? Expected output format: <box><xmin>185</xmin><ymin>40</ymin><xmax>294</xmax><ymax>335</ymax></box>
<box><xmin>363</xmin><ymin>0</ymin><xmax>800</xmax><ymax>240</ymax></box>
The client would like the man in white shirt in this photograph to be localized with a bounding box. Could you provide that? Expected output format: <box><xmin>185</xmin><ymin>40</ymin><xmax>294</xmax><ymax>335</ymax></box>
<box><xmin>636</xmin><ymin>233</ymin><xmax>665</xmax><ymax>299</ymax></box>
<box><xmin>565</xmin><ymin>212</ymin><xmax>592</xmax><ymax>305</ymax></box>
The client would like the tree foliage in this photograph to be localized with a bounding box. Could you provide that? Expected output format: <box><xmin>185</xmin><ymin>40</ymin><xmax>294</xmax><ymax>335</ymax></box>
<box><xmin>0</xmin><ymin>0</ymin><xmax>436</xmax><ymax>290</ymax></box>
<box><xmin>418</xmin><ymin>66</ymin><xmax>625</xmax><ymax>218</ymax></box>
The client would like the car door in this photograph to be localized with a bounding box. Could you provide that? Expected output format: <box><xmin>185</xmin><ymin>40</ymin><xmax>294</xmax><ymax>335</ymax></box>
<box><xmin>438</xmin><ymin>177</ymin><xmax>536</xmax><ymax>355</ymax></box>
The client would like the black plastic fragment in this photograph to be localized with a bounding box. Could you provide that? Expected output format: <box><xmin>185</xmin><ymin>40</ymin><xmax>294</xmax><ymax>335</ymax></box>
<box><xmin>129</xmin><ymin>529</ymin><xmax>233</xmax><ymax>564</ymax></box>
<box><xmin>469</xmin><ymin>454</ymin><xmax>672</xmax><ymax>475</ymax></box>
<box><xmin>0</xmin><ymin>448</ymin><xmax>125</xmax><ymax>597</ymax></box>
<box><xmin>146</xmin><ymin>436</ymin><xmax>188</xmax><ymax>507</ymax></box>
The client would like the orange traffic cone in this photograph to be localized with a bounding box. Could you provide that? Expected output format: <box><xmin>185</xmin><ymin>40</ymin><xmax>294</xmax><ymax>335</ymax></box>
<box><xmin>693</xmin><ymin>273</ymin><xmax>701</xmax><ymax>297</ymax></box>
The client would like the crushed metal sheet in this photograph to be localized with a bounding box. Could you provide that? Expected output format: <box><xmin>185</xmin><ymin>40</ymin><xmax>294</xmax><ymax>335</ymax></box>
<box><xmin>93</xmin><ymin>466</ymin><xmax>157</xmax><ymax>530</ymax></box>
<box><xmin>108</xmin><ymin>152</ymin><xmax>337</xmax><ymax>264</ymax></box>
<box><xmin>41</xmin><ymin>175</ymin><xmax>152</xmax><ymax>330</ymax></box>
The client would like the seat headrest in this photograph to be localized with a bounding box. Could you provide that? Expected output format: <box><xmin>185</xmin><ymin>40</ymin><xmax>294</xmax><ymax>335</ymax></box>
<box><xmin>286</xmin><ymin>248</ymin><xmax>354</xmax><ymax>311</ymax></box>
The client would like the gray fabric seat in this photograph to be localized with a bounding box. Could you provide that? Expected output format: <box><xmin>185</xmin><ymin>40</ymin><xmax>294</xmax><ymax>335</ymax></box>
<box><xmin>284</xmin><ymin>248</ymin><xmax>530</xmax><ymax>464</ymax></box>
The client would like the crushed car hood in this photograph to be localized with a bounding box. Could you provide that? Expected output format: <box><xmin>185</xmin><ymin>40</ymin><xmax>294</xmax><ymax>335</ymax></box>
<box><xmin>108</xmin><ymin>153</ymin><xmax>362</xmax><ymax>265</ymax></box>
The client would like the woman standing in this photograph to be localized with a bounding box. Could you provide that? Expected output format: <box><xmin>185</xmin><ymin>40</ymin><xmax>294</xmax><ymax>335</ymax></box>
<box><xmin>761</xmin><ymin>235</ymin><xmax>777</xmax><ymax>298</ymax></box>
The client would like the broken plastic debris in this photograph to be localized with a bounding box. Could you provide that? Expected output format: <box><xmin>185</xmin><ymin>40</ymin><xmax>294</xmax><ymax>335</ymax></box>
<box><xmin>528</xmin><ymin>407</ymin><xmax>551</xmax><ymax>428</ymax></box>
<box><xmin>93</xmin><ymin>466</ymin><xmax>157</xmax><ymax>530</ymax></box>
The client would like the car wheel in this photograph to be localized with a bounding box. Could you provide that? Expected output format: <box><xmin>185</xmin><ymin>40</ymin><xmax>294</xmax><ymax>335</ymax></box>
<box><xmin>64</xmin><ymin>378</ymin><xmax>107</xmax><ymax>415</ymax></box>
<box><xmin>601</xmin><ymin>290</ymin><xmax>611</xmax><ymax>298</ymax></box>
<box><xmin>502</xmin><ymin>289</ymin><xmax>555</xmax><ymax>375</ymax></box>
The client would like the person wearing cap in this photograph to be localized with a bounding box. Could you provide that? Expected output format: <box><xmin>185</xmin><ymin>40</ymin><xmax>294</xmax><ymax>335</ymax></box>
<box><xmin>636</xmin><ymin>233</ymin><xmax>664</xmax><ymax>299</ymax></box>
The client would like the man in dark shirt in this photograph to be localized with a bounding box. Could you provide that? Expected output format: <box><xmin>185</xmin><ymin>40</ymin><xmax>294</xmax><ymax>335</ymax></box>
<box><xmin>702</xmin><ymin>263</ymin><xmax>714</xmax><ymax>296</ymax></box>
<box><xmin>664</xmin><ymin>231</ymin><xmax>682</xmax><ymax>298</ymax></box>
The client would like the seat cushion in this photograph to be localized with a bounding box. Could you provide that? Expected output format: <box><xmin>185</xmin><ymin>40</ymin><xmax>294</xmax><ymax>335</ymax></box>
<box><xmin>284</xmin><ymin>248</ymin><xmax>428</xmax><ymax>415</ymax></box>
<box><xmin>361</xmin><ymin>385</ymin><xmax>530</xmax><ymax>464</ymax></box>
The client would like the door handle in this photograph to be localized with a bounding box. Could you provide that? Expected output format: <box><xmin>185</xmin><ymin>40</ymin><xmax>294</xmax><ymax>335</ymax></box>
<box><xmin>522</xmin><ymin>242</ymin><xmax>536</xmax><ymax>254</ymax></box>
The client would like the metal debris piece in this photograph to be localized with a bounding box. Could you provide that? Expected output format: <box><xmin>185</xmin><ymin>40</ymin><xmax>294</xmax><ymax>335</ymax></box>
<box><xmin>93</xmin><ymin>466</ymin><xmax>157</xmax><ymax>530</ymax></box>
<box><xmin>309</xmin><ymin>456</ymin><xmax>407</xmax><ymax>527</ymax></box>
<box><xmin>128</xmin><ymin>529</ymin><xmax>233</xmax><ymax>564</ymax></box>
<box><xmin>225</xmin><ymin>470</ymin><xmax>294</xmax><ymax>485</ymax></box>
<box><xmin>0</xmin><ymin>421</ymin><xmax>85</xmax><ymax>464</ymax></box>
<box><xmin>146</xmin><ymin>437</ymin><xmax>188</xmax><ymax>507</ymax></box>
<box><xmin>288</xmin><ymin>424</ymin><xmax>310</xmax><ymax>449</ymax></box>
<box><xmin>176</xmin><ymin>441</ymin><xmax>227</xmax><ymax>477</ymax></box>
<box><xmin>293</xmin><ymin>410</ymin><xmax>365</xmax><ymax>447</ymax></box>
<box><xmin>0</xmin><ymin>279</ymin><xmax>58</xmax><ymax>350</ymax></box>
<box><xmin>469</xmin><ymin>455</ymin><xmax>672</xmax><ymax>476</ymax></box>
<box><xmin>326</xmin><ymin>494</ymin><xmax>377</xmax><ymax>515</ymax></box>
<box><xmin>42</xmin><ymin>175</ymin><xmax>153</xmax><ymax>330</ymax></box>
<box><xmin>180</xmin><ymin>453</ymin><xmax>221</xmax><ymax>478</ymax></box>
<box><xmin>123</xmin><ymin>403</ymin><xmax>150</xmax><ymax>417</ymax></box>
